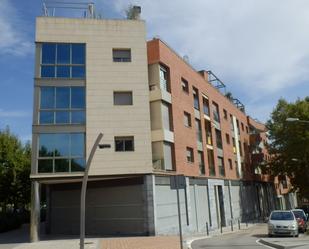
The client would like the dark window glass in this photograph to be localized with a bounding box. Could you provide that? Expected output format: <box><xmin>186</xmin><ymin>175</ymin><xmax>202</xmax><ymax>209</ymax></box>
<box><xmin>42</xmin><ymin>44</ymin><xmax>56</xmax><ymax>64</ymax></box>
<box><xmin>54</xmin><ymin>134</ymin><xmax>70</xmax><ymax>157</ymax></box>
<box><xmin>71</xmin><ymin>158</ymin><xmax>86</xmax><ymax>171</ymax></box>
<box><xmin>181</xmin><ymin>78</ymin><xmax>189</xmax><ymax>93</ymax></box>
<box><xmin>215</xmin><ymin>129</ymin><xmax>223</xmax><ymax>149</ymax></box>
<box><xmin>39</xmin><ymin>134</ymin><xmax>54</xmax><ymax>157</ymax></box>
<box><xmin>113</xmin><ymin>49</ymin><xmax>131</xmax><ymax>62</ymax></box>
<box><xmin>56</xmin><ymin>66</ymin><xmax>70</xmax><ymax>78</ymax></box>
<box><xmin>55</xmin><ymin>159</ymin><xmax>70</xmax><ymax>172</ymax></box>
<box><xmin>193</xmin><ymin>88</ymin><xmax>199</xmax><ymax>110</ymax></box>
<box><xmin>114</xmin><ymin>92</ymin><xmax>133</xmax><ymax>105</ymax></box>
<box><xmin>71</xmin><ymin>111</ymin><xmax>85</xmax><ymax>124</ymax></box>
<box><xmin>40</xmin><ymin>87</ymin><xmax>55</xmax><ymax>109</ymax></box>
<box><xmin>41</xmin><ymin>66</ymin><xmax>55</xmax><ymax>78</ymax></box>
<box><xmin>71</xmin><ymin>87</ymin><xmax>85</xmax><ymax>108</ymax></box>
<box><xmin>38</xmin><ymin>159</ymin><xmax>53</xmax><ymax>173</ymax></box>
<box><xmin>72</xmin><ymin>44</ymin><xmax>85</xmax><ymax>64</ymax></box>
<box><xmin>186</xmin><ymin>147</ymin><xmax>194</xmax><ymax>163</ymax></box>
<box><xmin>203</xmin><ymin>97</ymin><xmax>210</xmax><ymax>116</ymax></box>
<box><xmin>55</xmin><ymin>111</ymin><xmax>70</xmax><ymax>124</ymax></box>
<box><xmin>71</xmin><ymin>133</ymin><xmax>84</xmax><ymax>157</ymax></box>
<box><xmin>72</xmin><ymin>66</ymin><xmax>85</xmax><ymax>78</ymax></box>
<box><xmin>40</xmin><ymin>111</ymin><xmax>54</xmax><ymax>124</ymax></box>
<box><xmin>115</xmin><ymin>137</ymin><xmax>134</xmax><ymax>151</ymax></box>
<box><xmin>57</xmin><ymin>44</ymin><xmax>70</xmax><ymax>64</ymax></box>
<box><xmin>56</xmin><ymin>87</ymin><xmax>70</xmax><ymax>108</ymax></box>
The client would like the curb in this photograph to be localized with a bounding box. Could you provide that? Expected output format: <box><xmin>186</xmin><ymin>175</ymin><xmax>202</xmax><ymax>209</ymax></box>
<box><xmin>258</xmin><ymin>239</ymin><xmax>308</xmax><ymax>249</ymax></box>
<box><xmin>258</xmin><ymin>239</ymin><xmax>285</xmax><ymax>249</ymax></box>
<box><xmin>185</xmin><ymin>224</ymin><xmax>254</xmax><ymax>249</ymax></box>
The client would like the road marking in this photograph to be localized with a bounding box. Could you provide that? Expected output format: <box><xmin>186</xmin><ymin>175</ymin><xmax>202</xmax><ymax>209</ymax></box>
<box><xmin>256</xmin><ymin>239</ymin><xmax>277</xmax><ymax>249</ymax></box>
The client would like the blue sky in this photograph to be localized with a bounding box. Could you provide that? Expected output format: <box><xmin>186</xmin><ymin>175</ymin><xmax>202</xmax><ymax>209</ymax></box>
<box><xmin>1</xmin><ymin>0</ymin><xmax>309</xmax><ymax>143</ymax></box>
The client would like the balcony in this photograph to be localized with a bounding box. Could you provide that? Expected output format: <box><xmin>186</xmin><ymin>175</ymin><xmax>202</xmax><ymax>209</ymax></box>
<box><xmin>149</xmin><ymin>84</ymin><xmax>172</xmax><ymax>104</ymax></box>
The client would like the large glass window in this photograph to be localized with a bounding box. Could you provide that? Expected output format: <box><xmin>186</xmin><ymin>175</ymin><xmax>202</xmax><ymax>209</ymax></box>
<box><xmin>193</xmin><ymin>87</ymin><xmax>200</xmax><ymax>110</ymax></box>
<box><xmin>212</xmin><ymin>102</ymin><xmax>220</xmax><ymax>123</ymax></box>
<box><xmin>205</xmin><ymin>120</ymin><xmax>213</xmax><ymax>145</ymax></box>
<box><xmin>202</xmin><ymin>96</ymin><xmax>210</xmax><ymax>116</ymax></box>
<box><xmin>218</xmin><ymin>156</ymin><xmax>225</xmax><ymax>176</ymax></box>
<box><xmin>215</xmin><ymin>129</ymin><xmax>223</xmax><ymax>149</ymax></box>
<box><xmin>39</xmin><ymin>87</ymin><xmax>85</xmax><ymax>125</ymax></box>
<box><xmin>41</xmin><ymin>43</ymin><xmax>85</xmax><ymax>78</ymax></box>
<box><xmin>195</xmin><ymin>119</ymin><xmax>202</xmax><ymax>142</ymax></box>
<box><xmin>207</xmin><ymin>149</ymin><xmax>215</xmax><ymax>176</ymax></box>
<box><xmin>159</xmin><ymin>65</ymin><xmax>169</xmax><ymax>92</ymax></box>
<box><xmin>38</xmin><ymin>133</ymin><xmax>85</xmax><ymax>173</ymax></box>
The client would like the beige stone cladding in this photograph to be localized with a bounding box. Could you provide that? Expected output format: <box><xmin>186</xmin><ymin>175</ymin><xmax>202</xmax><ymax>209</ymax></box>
<box><xmin>35</xmin><ymin>17</ymin><xmax>152</xmax><ymax>176</ymax></box>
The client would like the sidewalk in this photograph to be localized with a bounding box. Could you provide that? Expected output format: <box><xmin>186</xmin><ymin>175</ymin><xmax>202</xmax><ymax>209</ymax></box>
<box><xmin>0</xmin><ymin>223</ymin><xmax>255</xmax><ymax>249</ymax></box>
<box><xmin>100</xmin><ymin>223</ymin><xmax>254</xmax><ymax>249</ymax></box>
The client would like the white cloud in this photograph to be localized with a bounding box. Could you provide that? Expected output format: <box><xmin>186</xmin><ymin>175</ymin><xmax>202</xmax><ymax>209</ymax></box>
<box><xmin>111</xmin><ymin>0</ymin><xmax>309</xmax><ymax>97</ymax></box>
<box><xmin>0</xmin><ymin>109</ymin><xmax>31</xmax><ymax>118</ymax></box>
<box><xmin>0</xmin><ymin>0</ymin><xmax>32</xmax><ymax>56</ymax></box>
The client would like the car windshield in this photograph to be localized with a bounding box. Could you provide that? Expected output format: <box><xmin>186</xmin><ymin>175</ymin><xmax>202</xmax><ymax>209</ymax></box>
<box><xmin>270</xmin><ymin>212</ymin><xmax>294</xmax><ymax>220</ymax></box>
<box><xmin>292</xmin><ymin>211</ymin><xmax>305</xmax><ymax>219</ymax></box>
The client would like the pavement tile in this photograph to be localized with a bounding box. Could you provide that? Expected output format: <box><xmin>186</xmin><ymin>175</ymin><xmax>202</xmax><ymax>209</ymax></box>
<box><xmin>101</xmin><ymin>236</ymin><xmax>181</xmax><ymax>249</ymax></box>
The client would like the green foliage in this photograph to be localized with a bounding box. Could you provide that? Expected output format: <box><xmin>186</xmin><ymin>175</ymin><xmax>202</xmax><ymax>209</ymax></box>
<box><xmin>266</xmin><ymin>97</ymin><xmax>309</xmax><ymax>198</ymax></box>
<box><xmin>0</xmin><ymin>126</ymin><xmax>31</xmax><ymax>212</ymax></box>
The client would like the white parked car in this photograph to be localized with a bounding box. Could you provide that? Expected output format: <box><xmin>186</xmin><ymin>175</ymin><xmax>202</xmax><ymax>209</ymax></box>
<box><xmin>268</xmin><ymin>210</ymin><xmax>299</xmax><ymax>237</ymax></box>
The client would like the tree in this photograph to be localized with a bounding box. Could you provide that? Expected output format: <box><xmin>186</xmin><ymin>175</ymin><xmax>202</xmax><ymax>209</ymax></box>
<box><xmin>266</xmin><ymin>97</ymin><xmax>309</xmax><ymax>198</ymax></box>
<box><xmin>0</xmin><ymin>127</ymin><xmax>31</xmax><ymax>212</ymax></box>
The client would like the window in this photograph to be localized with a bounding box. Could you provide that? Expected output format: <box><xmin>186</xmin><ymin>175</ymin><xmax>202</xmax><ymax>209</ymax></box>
<box><xmin>230</xmin><ymin>114</ymin><xmax>234</xmax><ymax>130</ymax></box>
<box><xmin>228</xmin><ymin>159</ymin><xmax>233</xmax><ymax>170</ymax></box>
<box><xmin>218</xmin><ymin>157</ymin><xmax>225</xmax><ymax>176</ymax></box>
<box><xmin>186</xmin><ymin>147</ymin><xmax>194</xmax><ymax>163</ymax></box>
<box><xmin>113</xmin><ymin>49</ymin><xmax>131</xmax><ymax>62</ymax></box>
<box><xmin>236</xmin><ymin>120</ymin><xmax>240</xmax><ymax>134</ymax></box>
<box><xmin>246</xmin><ymin>126</ymin><xmax>249</xmax><ymax>134</ymax></box>
<box><xmin>114</xmin><ymin>91</ymin><xmax>133</xmax><ymax>105</ymax></box>
<box><xmin>202</xmin><ymin>96</ymin><xmax>210</xmax><ymax>116</ymax></box>
<box><xmin>115</xmin><ymin>136</ymin><xmax>134</xmax><ymax>151</ymax></box>
<box><xmin>205</xmin><ymin>120</ymin><xmax>213</xmax><ymax>145</ymax></box>
<box><xmin>232</xmin><ymin>138</ymin><xmax>236</xmax><ymax>154</ymax></box>
<box><xmin>226</xmin><ymin>133</ymin><xmax>230</xmax><ymax>144</ymax></box>
<box><xmin>41</xmin><ymin>43</ymin><xmax>85</xmax><ymax>78</ymax></box>
<box><xmin>181</xmin><ymin>78</ymin><xmax>189</xmax><ymax>93</ymax></box>
<box><xmin>38</xmin><ymin>133</ymin><xmax>85</xmax><ymax>173</ymax></box>
<box><xmin>241</xmin><ymin>122</ymin><xmax>244</xmax><ymax>132</ymax></box>
<box><xmin>198</xmin><ymin>151</ymin><xmax>205</xmax><ymax>175</ymax></box>
<box><xmin>215</xmin><ymin>129</ymin><xmax>223</xmax><ymax>149</ymax></box>
<box><xmin>238</xmin><ymin>141</ymin><xmax>243</xmax><ymax>156</ymax></box>
<box><xmin>162</xmin><ymin>102</ymin><xmax>172</xmax><ymax>131</ymax></box>
<box><xmin>207</xmin><ymin>149</ymin><xmax>215</xmax><ymax>176</ymax></box>
<box><xmin>195</xmin><ymin>119</ymin><xmax>202</xmax><ymax>142</ymax></box>
<box><xmin>184</xmin><ymin>112</ymin><xmax>192</xmax><ymax>127</ymax></box>
<box><xmin>159</xmin><ymin>65</ymin><xmax>169</xmax><ymax>92</ymax></box>
<box><xmin>39</xmin><ymin>87</ymin><xmax>85</xmax><ymax>125</ymax></box>
<box><xmin>223</xmin><ymin>109</ymin><xmax>228</xmax><ymax>120</ymax></box>
<box><xmin>193</xmin><ymin>87</ymin><xmax>200</xmax><ymax>110</ymax></box>
<box><xmin>212</xmin><ymin>102</ymin><xmax>220</xmax><ymax>123</ymax></box>
<box><xmin>163</xmin><ymin>142</ymin><xmax>174</xmax><ymax>170</ymax></box>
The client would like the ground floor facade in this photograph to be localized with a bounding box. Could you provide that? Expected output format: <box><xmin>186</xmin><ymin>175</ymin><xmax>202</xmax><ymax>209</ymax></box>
<box><xmin>31</xmin><ymin>174</ymin><xmax>298</xmax><ymax>237</ymax></box>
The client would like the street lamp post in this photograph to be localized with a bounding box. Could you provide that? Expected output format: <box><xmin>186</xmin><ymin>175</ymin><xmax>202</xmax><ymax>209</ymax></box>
<box><xmin>286</xmin><ymin>118</ymin><xmax>309</xmax><ymax>124</ymax></box>
<box><xmin>80</xmin><ymin>133</ymin><xmax>110</xmax><ymax>249</ymax></box>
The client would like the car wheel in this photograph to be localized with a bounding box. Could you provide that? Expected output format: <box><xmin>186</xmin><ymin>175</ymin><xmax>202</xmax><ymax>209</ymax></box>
<box><xmin>296</xmin><ymin>234</ymin><xmax>299</xmax><ymax>238</ymax></box>
<box><xmin>268</xmin><ymin>234</ymin><xmax>272</xmax><ymax>237</ymax></box>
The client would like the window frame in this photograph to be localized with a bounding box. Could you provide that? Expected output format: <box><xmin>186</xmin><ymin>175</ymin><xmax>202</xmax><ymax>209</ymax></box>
<box><xmin>39</xmin><ymin>86</ymin><xmax>86</xmax><ymax>125</ymax></box>
<box><xmin>40</xmin><ymin>43</ymin><xmax>86</xmax><ymax>79</ymax></box>
<box><xmin>181</xmin><ymin>78</ymin><xmax>189</xmax><ymax>93</ymax></box>
<box><xmin>113</xmin><ymin>91</ymin><xmax>133</xmax><ymax>105</ymax></box>
<box><xmin>186</xmin><ymin>147</ymin><xmax>194</xmax><ymax>163</ymax></box>
<box><xmin>112</xmin><ymin>48</ymin><xmax>132</xmax><ymax>62</ymax></box>
<box><xmin>37</xmin><ymin>132</ymin><xmax>85</xmax><ymax>173</ymax></box>
<box><xmin>114</xmin><ymin>136</ymin><xmax>135</xmax><ymax>152</ymax></box>
<box><xmin>184</xmin><ymin>111</ymin><xmax>192</xmax><ymax>127</ymax></box>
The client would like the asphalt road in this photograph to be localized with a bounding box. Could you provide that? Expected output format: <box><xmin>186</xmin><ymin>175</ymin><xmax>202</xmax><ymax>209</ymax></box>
<box><xmin>192</xmin><ymin>223</ymin><xmax>268</xmax><ymax>249</ymax></box>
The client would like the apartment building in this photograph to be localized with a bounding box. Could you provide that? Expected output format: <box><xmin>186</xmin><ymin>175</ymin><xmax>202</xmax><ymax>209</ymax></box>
<box><xmin>30</xmin><ymin>9</ymin><xmax>297</xmax><ymax>241</ymax></box>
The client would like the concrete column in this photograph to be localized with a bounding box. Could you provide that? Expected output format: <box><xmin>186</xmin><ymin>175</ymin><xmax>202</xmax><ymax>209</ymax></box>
<box><xmin>143</xmin><ymin>174</ymin><xmax>156</xmax><ymax>235</ymax></box>
<box><xmin>30</xmin><ymin>181</ymin><xmax>40</xmax><ymax>242</ymax></box>
<box><xmin>45</xmin><ymin>184</ymin><xmax>51</xmax><ymax>234</ymax></box>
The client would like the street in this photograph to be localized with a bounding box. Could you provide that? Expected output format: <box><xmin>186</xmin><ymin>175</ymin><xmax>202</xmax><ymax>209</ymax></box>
<box><xmin>191</xmin><ymin>223</ymin><xmax>308</xmax><ymax>249</ymax></box>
